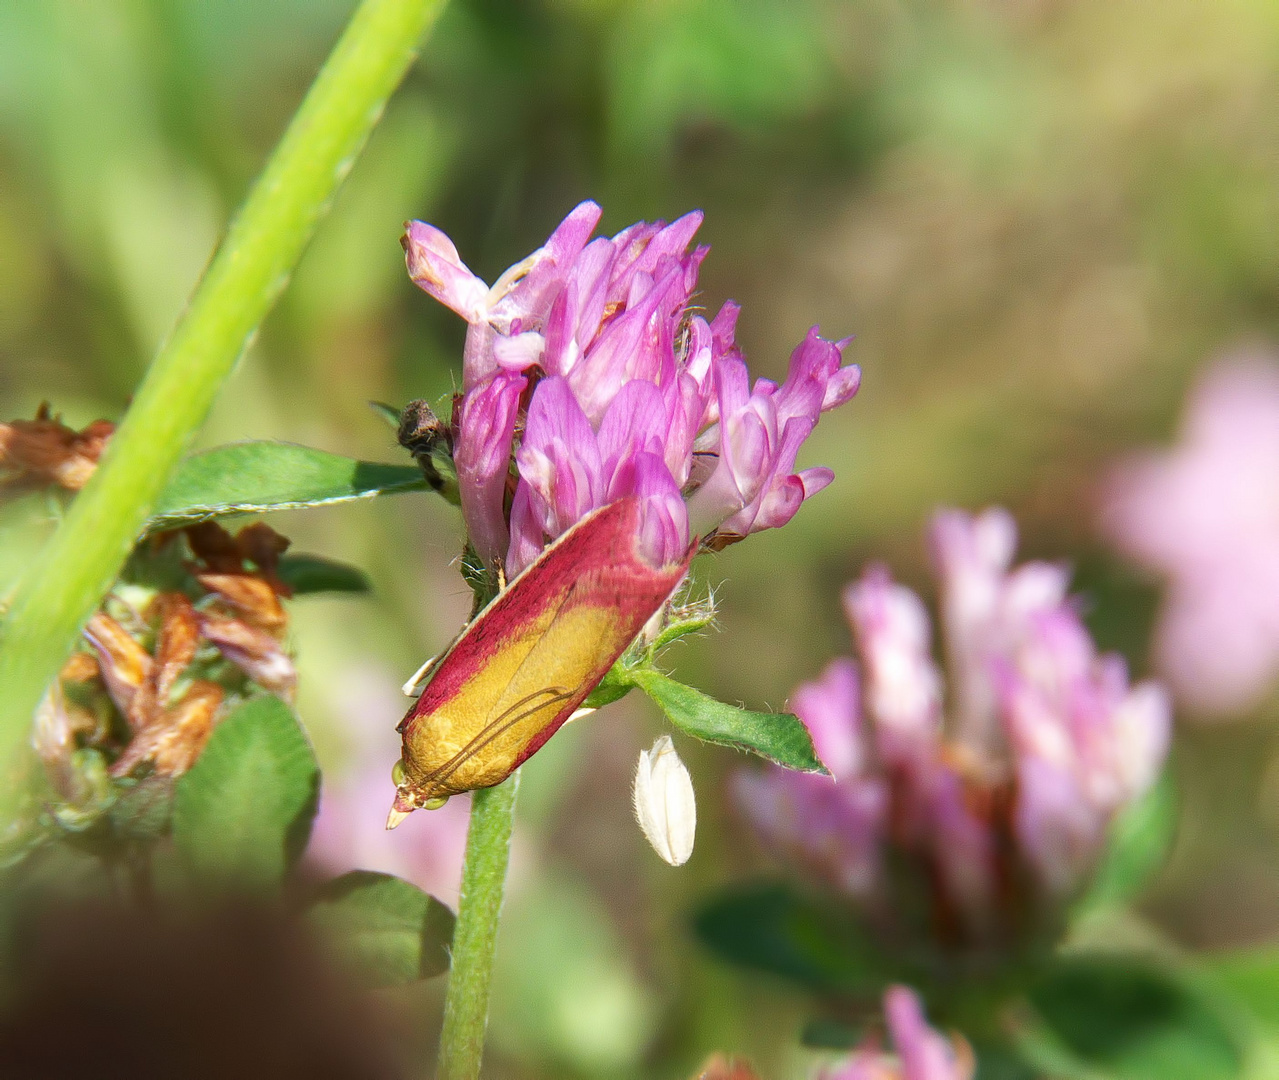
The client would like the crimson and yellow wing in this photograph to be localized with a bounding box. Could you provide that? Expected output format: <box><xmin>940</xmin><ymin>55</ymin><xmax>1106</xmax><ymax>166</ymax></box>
<box><xmin>391</xmin><ymin>497</ymin><xmax>690</xmax><ymax>815</ymax></box>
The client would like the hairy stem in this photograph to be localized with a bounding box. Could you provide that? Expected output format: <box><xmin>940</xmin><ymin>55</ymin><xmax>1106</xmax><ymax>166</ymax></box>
<box><xmin>438</xmin><ymin>774</ymin><xmax>521</xmax><ymax>1080</ymax></box>
<box><xmin>0</xmin><ymin>0</ymin><xmax>446</xmax><ymax>766</ymax></box>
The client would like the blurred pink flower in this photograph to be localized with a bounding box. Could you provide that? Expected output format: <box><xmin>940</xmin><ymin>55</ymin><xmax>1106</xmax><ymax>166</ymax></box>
<box><xmin>821</xmin><ymin>986</ymin><xmax>973</xmax><ymax>1080</ymax></box>
<box><xmin>307</xmin><ymin>665</ymin><xmax>470</xmax><ymax>907</ymax></box>
<box><xmin>733</xmin><ymin>659</ymin><xmax>887</xmax><ymax>895</ymax></box>
<box><xmin>735</xmin><ymin>509</ymin><xmax>1170</xmax><ymax>939</ymax></box>
<box><xmin>1102</xmin><ymin>351</ymin><xmax>1279</xmax><ymax>718</ymax></box>
<box><xmin>404</xmin><ymin>202</ymin><xmax>860</xmax><ymax>574</ymax></box>
<box><xmin>843</xmin><ymin>567</ymin><xmax>943</xmax><ymax>768</ymax></box>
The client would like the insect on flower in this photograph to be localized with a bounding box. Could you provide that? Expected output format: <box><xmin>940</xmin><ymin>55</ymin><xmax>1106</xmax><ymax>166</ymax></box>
<box><xmin>391</xmin><ymin>200</ymin><xmax>860</xmax><ymax>832</ymax></box>
<box><xmin>388</xmin><ymin>496</ymin><xmax>692</xmax><ymax>825</ymax></box>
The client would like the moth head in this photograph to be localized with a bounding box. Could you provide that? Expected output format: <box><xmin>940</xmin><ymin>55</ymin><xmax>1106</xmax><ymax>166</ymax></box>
<box><xmin>385</xmin><ymin>758</ymin><xmax>449</xmax><ymax>829</ymax></box>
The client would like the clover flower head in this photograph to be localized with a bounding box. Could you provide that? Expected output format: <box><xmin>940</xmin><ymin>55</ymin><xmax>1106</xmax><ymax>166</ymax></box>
<box><xmin>821</xmin><ymin>986</ymin><xmax>973</xmax><ymax>1080</ymax></box>
<box><xmin>1102</xmin><ymin>349</ymin><xmax>1279</xmax><ymax>719</ymax></box>
<box><xmin>736</xmin><ymin>508</ymin><xmax>1170</xmax><ymax>941</ymax></box>
<box><xmin>403</xmin><ymin>201</ymin><xmax>859</xmax><ymax>576</ymax></box>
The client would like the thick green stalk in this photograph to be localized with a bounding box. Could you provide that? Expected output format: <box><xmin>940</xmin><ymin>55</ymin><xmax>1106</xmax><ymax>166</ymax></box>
<box><xmin>0</xmin><ymin>0</ymin><xmax>446</xmax><ymax>756</ymax></box>
<box><xmin>438</xmin><ymin>774</ymin><xmax>521</xmax><ymax>1080</ymax></box>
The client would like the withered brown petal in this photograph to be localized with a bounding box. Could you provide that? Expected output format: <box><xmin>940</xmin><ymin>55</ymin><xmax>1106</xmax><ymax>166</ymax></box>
<box><xmin>33</xmin><ymin>686</ymin><xmax>75</xmax><ymax>788</ymax></box>
<box><xmin>185</xmin><ymin>521</ymin><xmax>244</xmax><ymax>572</ymax></box>
<box><xmin>35</xmin><ymin>685</ymin><xmax>99</xmax><ymax>798</ymax></box>
<box><xmin>51</xmin><ymin>456</ymin><xmax>97</xmax><ymax>491</ymax></box>
<box><xmin>199</xmin><ymin>614</ymin><xmax>296</xmax><ymax>697</ymax></box>
<box><xmin>152</xmin><ymin>681</ymin><xmax>223</xmax><ymax>776</ymax></box>
<box><xmin>76</xmin><ymin>419</ymin><xmax>115</xmax><ymax>455</ymax></box>
<box><xmin>59</xmin><ymin>652</ymin><xmax>100</xmax><ymax>683</ymax></box>
<box><xmin>112</xmin><ymin>680</ymin><xmax>225</xmax><ymax>779</ymax></box>
<box><xmin>236</xmin><ymin>521</ymin><xmax>291</xmax><ymax>569</ymax></box>
<box><xmin>702</xmin><ymin>529</ymin><xmax>745</xmax><ymax>553</ymax></box>
<box><xmin>234</xmin><ymin>522</ymin><xmax>293</xmax><ymax>598</ymax></box>
<box><xmin>151</xmin><ymin>593</ymin><xmax>201</xmax><ymax>704</ymax></box>
<box><xmin>83</xmin><ymin>612</ymin><xmax>154</xmax><ymax>723</ymax></box>
<box><xmin>197</xmin><ymin>573</ymin><xmax>287</xmax><ymax>632</ymax></box>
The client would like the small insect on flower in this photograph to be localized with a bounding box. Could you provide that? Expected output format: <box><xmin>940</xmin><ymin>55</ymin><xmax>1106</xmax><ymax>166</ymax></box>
<box><xmin>633</xmin><ymin>734</ymin><xmax>696</xmax><ymax>866</ymax></box>
<box><xmin>388</xmin><ymin>496</ymin><xmax>692</xmax><ymax>826</ymax></box>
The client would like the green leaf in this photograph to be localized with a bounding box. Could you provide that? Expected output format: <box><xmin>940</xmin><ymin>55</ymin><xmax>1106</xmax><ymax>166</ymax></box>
<box><xmin>694</xmin><ymin>883</ymin><xmax>888</xmax><ymax>995</ymax></box>
<box><xmin>800</xmin><ymin>1018</ymin><xmax>863</xmax><ymax>1050</ymax></box>
<box><xmin>1076</xmin><ymin>774</ymin><xmax>1177</xmax><ymax>916</ymax></box>
<box><xmin>623</xmin><ymin>668</ymin><xmax>827</xmax><ymax>773</ymax></box>
<box><xmin>276</xmin><ymin>553</ymin><xmax>371</xmax><ymax>595</ymax></box>
<box><xmin>1025</xmin><ymin>954</ymin><xmax>1241</xmax><ymax>1080</ymax></box>
<box><xmin>149</xmin><ymin>442</ymin><xmax>426</xmax><ymax>529</ymax></box>
<box><xmin>108</xmin><ymin>775</ymin><xmax>176</xmax><ymax>841</ymax></box>
<box><xmin>1200</xmin><ymin>948</ymin><xmax>1279</xmax><ymax>1073</ymax></box>
<box><xmin>309</xmin><ymin>871</ymin><xmax>454</xmax><ymax>987</ymax></box>
<box><xmin>1205</xmin><ymin>948</ymin><xmax>1279</xmax><ymax>1031</ymax></box>
<box><xmin>172</xmin><ymin>695</ymin><xmax>319</xmax><ymax>888</ymax></box>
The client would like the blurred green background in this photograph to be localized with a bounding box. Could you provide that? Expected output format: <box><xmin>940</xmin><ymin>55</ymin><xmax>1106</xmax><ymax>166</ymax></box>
<box><xmin>4</xmin><ymin>1</ymin><xmax>1279</xmax><ymax>1076</ymax></box>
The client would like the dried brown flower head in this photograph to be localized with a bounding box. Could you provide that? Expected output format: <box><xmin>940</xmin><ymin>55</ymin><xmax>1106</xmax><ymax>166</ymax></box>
<box><xmin>46</xmin><ymin>523</ymin><xmax>300</xmax><ymax>790</ymax></box>
<box><xmin>0</xmin><ymin>403</ymin><xmax>114</xmax><ymax>495</ymax></box>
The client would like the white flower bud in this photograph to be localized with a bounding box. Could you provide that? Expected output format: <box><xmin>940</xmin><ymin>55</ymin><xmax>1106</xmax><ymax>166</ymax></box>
<box><xmin>633</xmin><ymin>735</ymin><xmax>696</xmax><ymax>866</ymax></box>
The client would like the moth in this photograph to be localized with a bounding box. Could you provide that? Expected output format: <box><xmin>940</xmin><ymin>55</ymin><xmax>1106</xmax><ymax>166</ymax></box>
<box><xmin>388</xmin><ymin>496</ymin><xmax>691</xmax><ymax>826</ymax></box>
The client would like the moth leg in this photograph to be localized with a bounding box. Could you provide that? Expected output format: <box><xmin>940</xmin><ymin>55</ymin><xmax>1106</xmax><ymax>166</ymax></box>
<box><xmin>401</xmin><ymin>654</ymin><xmax>438</xmax><ymax>697</ymax></box>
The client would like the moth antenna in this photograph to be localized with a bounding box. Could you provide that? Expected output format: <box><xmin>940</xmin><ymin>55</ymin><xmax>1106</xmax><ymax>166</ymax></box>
<box><xmin>414</xmin><ymin>686</ymin><xmax>575</xmax><ymax>796</ymax></box>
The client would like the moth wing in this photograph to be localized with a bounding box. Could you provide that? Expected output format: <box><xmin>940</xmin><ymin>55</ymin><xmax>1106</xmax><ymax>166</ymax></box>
<box><xmin>398</xmin><ymin>497</ymin><xmax>690</xmax><ymax>798</ymax></box>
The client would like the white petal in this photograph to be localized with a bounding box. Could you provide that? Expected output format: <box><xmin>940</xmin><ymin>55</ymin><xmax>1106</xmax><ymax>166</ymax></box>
<box><xmin>633</xmin><ymin>735</ymin><xmax>696</xmax><ymax>866</ymax></box>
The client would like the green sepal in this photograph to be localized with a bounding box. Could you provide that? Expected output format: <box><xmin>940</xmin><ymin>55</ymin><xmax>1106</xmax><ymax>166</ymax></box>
<box><xmin>612</xmin><ymin>666</ymin><xmax>827</xmax><ymax>774</ymax></box>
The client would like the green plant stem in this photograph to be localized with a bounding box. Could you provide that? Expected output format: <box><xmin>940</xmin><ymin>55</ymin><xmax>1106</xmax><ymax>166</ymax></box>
<box><xmin>0</xmin><ymin>0</ymin><xmax>446</xmax><ymax>762</ymax></box>
<box><xmin>438</xmin><ymin>773</ymin><xmax>521</xmax><ymax>1080</ymax></box>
